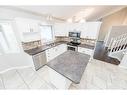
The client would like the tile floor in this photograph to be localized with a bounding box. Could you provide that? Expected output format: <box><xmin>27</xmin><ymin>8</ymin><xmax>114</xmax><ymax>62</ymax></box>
<box><xmin>0</xmin><ymin>66</ymin><xmax>56</xmax><ymax>89</ymax></box>
<box><xmin>69</xmin><ymin>59</ymin><xmax>127</xmax><ymax>89</ymax></box>
<box><xmin>0</xmin><ymin>59</ymin><xmax>127</xmax><ymax>89</ymax></box>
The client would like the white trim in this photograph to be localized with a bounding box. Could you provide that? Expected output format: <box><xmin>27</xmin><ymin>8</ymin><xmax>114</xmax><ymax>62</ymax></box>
<box><xmin>96</xmin><ymin>7</ymin><xmax>126</xmax><ymax>21</ymax></box>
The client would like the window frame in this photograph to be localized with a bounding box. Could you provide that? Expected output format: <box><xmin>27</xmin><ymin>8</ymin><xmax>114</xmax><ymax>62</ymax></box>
<box><xmin>39</xmin><ymin>25</ymin><xmax>55</xmax><ymax>44</ymax></box>
<box><xmin>0</xmin><ymin>20</ymin><xmax>20</xmax><ymax>54</ymax></box>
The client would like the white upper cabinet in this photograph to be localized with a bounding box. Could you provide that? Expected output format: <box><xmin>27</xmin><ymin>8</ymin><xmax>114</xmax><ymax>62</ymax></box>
<box><xmin>54</xmin><ymin>23</ymin><xmax>68</xmax><ymax>36</ymax></box>
<box><xmin>81</xmin><ymin>22</ymin><xmax>102</xmax><ymax>39</ymax></box>
<box><xmin>15</xmin><ymin>17</ymin><xmax>39</xmax><ymax>33</ymax></box>
<box><xmin>15</xmin><ymin>17</ymin><xmax>41</xmax><ymax>42</ymax></box>
<box><xmin>54</xmin><ymin>22</ymin><xmax>101</xmax><ymax>39</ymax></box>
<box><xmin>54</xmin><ymin>23</ymin><xmax>81</xmax><ymax>37</ymax></box>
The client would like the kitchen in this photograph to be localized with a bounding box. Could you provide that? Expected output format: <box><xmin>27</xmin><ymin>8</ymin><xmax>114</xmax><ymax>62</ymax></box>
<box><xmin>0</xmin><ymin>6</ymin><xmax>126</xmax><ymax>89</ymax></box>
<box><xmin>19</xmin><ymin>16</ymin><xmax>100</xmax><ymax>89</ymax></box>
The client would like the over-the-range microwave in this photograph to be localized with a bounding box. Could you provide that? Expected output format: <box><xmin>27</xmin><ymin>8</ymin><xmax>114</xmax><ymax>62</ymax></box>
<box><xmin>68</xmin><ymin>32</ymin><xmax>81</xmax><ymax>38</ymax></box>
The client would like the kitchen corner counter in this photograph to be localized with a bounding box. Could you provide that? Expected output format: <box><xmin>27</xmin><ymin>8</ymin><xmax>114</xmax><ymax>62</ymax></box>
<box><xmin>24</xmin><ymin>40</ymin><xmax>95</xmax><ymax>55</ymax></box>
<box><xmin>78</xmin><ymin>44</ymin><xmax>95</xmax><ymax>50</ymax></box>
<box><xmin>24</xmin><ymin>41</ymin><xmax>68</xmax><ymax>55</ymax></box>
<box><xmin>47</xmin><ymin>50</ymin><xmax>90</xmax><ymax>84</ymax></box>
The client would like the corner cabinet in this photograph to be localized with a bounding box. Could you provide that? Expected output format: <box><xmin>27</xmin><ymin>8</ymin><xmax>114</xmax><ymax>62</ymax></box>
<box><xmin>46</xmin><ymin>44</ymin><xmax>67</xmax><ymax>62</ymax></box>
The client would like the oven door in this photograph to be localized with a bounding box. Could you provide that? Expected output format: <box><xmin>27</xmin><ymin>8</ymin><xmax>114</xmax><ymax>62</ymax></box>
<box><xmin>67</xmin><ymin>45</ymin><xmax>77</xmax><ymax>51</ymax></box>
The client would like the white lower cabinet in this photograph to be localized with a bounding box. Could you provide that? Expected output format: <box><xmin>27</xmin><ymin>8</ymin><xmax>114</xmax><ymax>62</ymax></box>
<box><xmin>78</xmin><ymin>47</ymin><xmax>93</xmax><ymax>56</ymax></box>
<box><xmin>46</xmin><ymin>48</ymin><xmax>54</xmax><ymax>62</ymax></box>
<box><xmin>57</xmin><ymin>44</ymin><xmax>67</xmax><ymax>55</ymax></box>
<box><xmin>46</xmin><ymin>44</ymin><xmax>67</xmax><ymax>62</ymax></box>
<box><xmin>47</xmin><ymin>66</ymin><xmax>72</xmax><ymax>89</ymax></box>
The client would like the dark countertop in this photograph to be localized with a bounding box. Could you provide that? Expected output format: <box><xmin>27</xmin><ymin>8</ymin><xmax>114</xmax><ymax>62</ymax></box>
<box><xmin>47</xmin><ymin>50</ymin><xmax>90</xmax><ymax>84</ymax></box>
<box><xmin>24</xmin><ymin>41</ymin><xmax>95</xmax><ymax>55</ymax></box>
<box><xmin>78</xmin><ymin>44</ymin><xmax>95</xmax><ymax>50</ymax></box>
<box><xmin>24</xmin><ymin>41</ymin><xmax>68</xmax><ymax>55</ymax></box>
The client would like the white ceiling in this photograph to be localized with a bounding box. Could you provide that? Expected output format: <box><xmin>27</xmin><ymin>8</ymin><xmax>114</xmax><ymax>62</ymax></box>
<box><xmin>15</xmin><ymin>6</ymin><xmax>125</xmax><ymax>21</ymax></box>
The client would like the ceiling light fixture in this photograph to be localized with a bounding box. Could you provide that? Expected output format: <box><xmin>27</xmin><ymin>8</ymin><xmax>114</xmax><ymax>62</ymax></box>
<box><xmin>79</xmin><ymin>18</ymin><xmax>86</xmax><ymax>23</ymax></box>
<box><xmin>73</xmin><ymin>8</ymin><xmax>94</xmax><ymax>23</ymax></box>
<box><xmin>67</xmin><ymin>18</ymin><xmax>72</xmax><ymax>23</ymax></box>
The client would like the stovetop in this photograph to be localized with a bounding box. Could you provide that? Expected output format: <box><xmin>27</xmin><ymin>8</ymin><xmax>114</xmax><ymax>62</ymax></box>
<box><xmin>67</xmin><ymin>42</ymin><xmax>81</xmax><ymax>46</ymax></box>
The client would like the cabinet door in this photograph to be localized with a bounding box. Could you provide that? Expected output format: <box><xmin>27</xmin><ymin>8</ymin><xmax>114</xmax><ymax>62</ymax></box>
<box><xmin>46</xmin><ymin>44</ymin><xmax>67</xmax><ymax>62</ymax></box>
<box><xmin>54</xmin><ymin>23</ymin><xmax>68</xmax><ymax>36</ymax></box>
<box><xmin>81</xmin><ymin>22</ymin><xmax>101</xmax><ymax>39</ymax></box>
<box><xmin>78</xmin><ymin>47</ymin><xmax>93</xmax><ymax>56</ymax></box>
<box><xmin>55</xmin><ymin>44</ymin><xmax>67</xmax><ymax>56</ymax></box>
<box><xmin>46</xmin><ymin>49</ymin><xmax>51</xmax><ymax>62</ymax></box>
<box><xmin>29</xmin><ymin>19</ymin><xmax>39</xmax><ymax>33</ymax></box>
<box><xmin>59</xmin><ymin>44</ymin><xmax>67</xmax><ymax>54</ymax></box>
<box><xmin>33</xmin><ymin>52</ymin><xmax>46</xmax><ymax>70</ymax></box>
<box><xmin>33</xmin><ymin>54</ymin><xmax>41</xmax><ymax>70</ymax></box>
<box><xmin>16</xmin><ymin>18</ymin><xmax>40</xmax><ymax>42</ymax></box>
<box><xmin>46</xmin><ymin>48</ymin><xmax>55</xmax><ymax>62</ymax></box>
<box><xmin>53</xmin><ymin>45</ymin><xmax>60</xmax><ymax>56</ymax></box>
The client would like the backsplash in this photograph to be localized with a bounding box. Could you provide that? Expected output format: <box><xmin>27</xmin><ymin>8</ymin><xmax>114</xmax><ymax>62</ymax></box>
<box><xmin>55</xmin><ymin>36</ymin><xmax>96</xmax><ymax>46</ymax></box>
<box><xmin>55</xmin><ymin>36</ymin><xmax>70</xmax><ymax>42</ymax></box>
<box><xmin>22</xmin><ymin>40</ymin><xmax>42</xmax><ymax>50</ymax></box>
<box><xmin>22</xmin><ymin>36</ymin><xmax>96</xmax><ymax>50</ymax></box>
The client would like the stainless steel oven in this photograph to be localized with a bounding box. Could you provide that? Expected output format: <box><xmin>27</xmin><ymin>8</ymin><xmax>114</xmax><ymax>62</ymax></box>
<box><xmin>67</xmin><ymin>45</ymin><xmax>78</xmax><ymax>51</ymax></box>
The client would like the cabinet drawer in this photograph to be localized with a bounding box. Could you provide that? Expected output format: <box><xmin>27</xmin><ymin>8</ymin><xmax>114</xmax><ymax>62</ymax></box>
<box><xmin>78</xmin><ymin>47</ymin><xmax>93</xmax><ymax>56</ymax></box>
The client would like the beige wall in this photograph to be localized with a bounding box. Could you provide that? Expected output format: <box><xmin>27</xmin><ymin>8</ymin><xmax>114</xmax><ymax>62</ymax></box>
<box><xmin>98</xmin><ymin>7</ymin><xmax>127</xmax><ymax>41</ymax></box>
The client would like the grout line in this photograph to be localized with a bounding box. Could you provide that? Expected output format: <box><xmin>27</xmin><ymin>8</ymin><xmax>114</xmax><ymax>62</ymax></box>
<box><xmin>19</xmin><ymin>67</ymin><xmax>51</xmax><ymax>89</ymax></box>
<box><xmin>0</xmin><ymin>74</ymin><xmax>5</xmax><ymax>89</ymax></box>
<box><xmin>16</xmin><ymin>70</ymin><xmax>30</xmax><ymax>89</ymax></box>
<box><xmin>26</xmin><ymin>68</ymin><xmax>56</xmax><ymax>89</ymax></box>
<box><xmin>27</xmin><ymin>73</ymin><xmax>38</xmax><ymax>86</ymax></box>
<box><xmin>0</xmin><ymin>66</ymin><xmax>33</xmax><ymax>74</ymax></box>
<box><xmin>31</xmin><ymin>67</ymin><xmax>57</xmax><ymax>89</ymax></box>
<box><xmin>32</xmin><ymin>69</ymin><xmax>57</xmax><ymax>89</ymax></box>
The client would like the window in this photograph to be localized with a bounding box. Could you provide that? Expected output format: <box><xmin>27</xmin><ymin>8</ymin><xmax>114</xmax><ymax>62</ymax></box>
<box><xmin>40</xmin><ymin>25</ymin><xmax>54</xmax><ymax>44</ymax></box>
<box><xmin>0</xmin><ymin>21</ymin><xmax>20</xmax><ymax>54</ymax></box>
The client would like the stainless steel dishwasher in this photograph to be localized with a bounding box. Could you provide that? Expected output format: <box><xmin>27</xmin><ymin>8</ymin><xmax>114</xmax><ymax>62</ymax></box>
<box><xmin>32</xmin><ymin>51</ymin><xmax>47</xmax><ymax>71</ymax></box>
